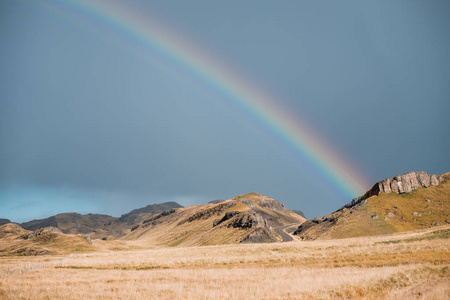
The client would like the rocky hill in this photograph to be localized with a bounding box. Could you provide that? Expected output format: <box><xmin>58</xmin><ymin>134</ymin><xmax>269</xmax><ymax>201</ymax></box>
<box><xmin>125</xmin><ymin>192</ymin><xmax>306</xmax><ymax>246</ymax></box>
<box><xmin>21</xmin><ymin>202</ymin><xmax>183</xmax><ymax>239</ymax></box>
<box><xmin>294</xmin><ymin>171</ymin><xmax>450</xmax><ymax>240</ymax></box>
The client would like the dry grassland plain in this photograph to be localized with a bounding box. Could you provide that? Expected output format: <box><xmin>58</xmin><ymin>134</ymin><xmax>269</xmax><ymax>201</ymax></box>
<box><xmin>1</xmin><ymin>226</ymin><xmax>449</xmax><ymax>299</ymax></box>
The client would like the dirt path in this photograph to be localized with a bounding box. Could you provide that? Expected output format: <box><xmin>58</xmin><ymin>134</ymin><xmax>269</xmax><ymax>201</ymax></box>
<box><xmin>273</xmin><ymin>224</ymin><xmax>299</xmax><ymax>242</ymax></box>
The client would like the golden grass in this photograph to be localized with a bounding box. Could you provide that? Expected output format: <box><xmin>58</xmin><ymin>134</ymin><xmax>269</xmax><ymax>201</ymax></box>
<box><xmin>1</xmin><ymin>225</ymin><xmax>449</xmax><ymax>299</ymax></box>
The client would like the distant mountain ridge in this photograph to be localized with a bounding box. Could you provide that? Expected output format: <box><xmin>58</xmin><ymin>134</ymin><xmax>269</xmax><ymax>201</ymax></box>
<box><xmin>21</xmin><ymin>213</ymin><xmax>117</xmax><ymax>237</ymax></box>
<box><xmin>0</xmin><ymin>219</ymin><xmax>11</xmax><ymax>226</ymax></box>
<box><xmin>20</xmin><ymin>202</ymin><xmax>183</xmax><ymax>239</ymax></box>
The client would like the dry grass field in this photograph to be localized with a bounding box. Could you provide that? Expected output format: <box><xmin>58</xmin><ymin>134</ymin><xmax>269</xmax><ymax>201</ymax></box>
<box><xmin>1</xmin><ymin>225</ymin><xmax>449</xmax><ymax>299</ymax></box>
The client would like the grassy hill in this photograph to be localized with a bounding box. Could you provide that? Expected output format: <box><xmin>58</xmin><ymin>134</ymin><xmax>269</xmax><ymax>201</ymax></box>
<box><xmin>294</xmin><ymin>173</ymin><xmax>450</xmax><ymax>240</ymax></box>
<box><xmin>125</xmin><ymin>192</ymin><xmax>305</xmax><ymax>246</ymax></box>
<box><xmin>0</xmin><ymin>223</ymin><xmax>93</xmax><ymax>256</ymax></box>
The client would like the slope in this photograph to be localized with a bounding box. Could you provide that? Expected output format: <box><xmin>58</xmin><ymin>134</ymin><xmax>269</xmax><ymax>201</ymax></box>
<box><xmin>294</xmin><ymin>172</ymin><xmax>450</xmax><ymax>240</ymax></box>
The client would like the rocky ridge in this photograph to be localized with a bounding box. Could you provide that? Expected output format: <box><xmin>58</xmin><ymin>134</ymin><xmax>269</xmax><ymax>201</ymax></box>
<box><xmin>354</xmin><ymin>171</ymin><xmax>444</xmax><ymax>203</ymax></box>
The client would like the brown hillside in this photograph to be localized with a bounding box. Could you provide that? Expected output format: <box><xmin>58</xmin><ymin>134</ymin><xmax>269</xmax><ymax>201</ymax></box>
<box><xmin>294</xmin><ymin>172</ymin><xmax>450</xmax><ymax>240</ymax></box>
<box><xmin>0</xmin><ymin>223</ymin><xmax>29</xmax><ymax>239</ymax></box>
<box><xmin>0</xmin><ymin>224</ymin><xmax>93</xmax><ymax>256</ymax></box>
<box><xmin>124</xmin><ymin>192</ymin><xmax>305</xmax><ymax>246</ymax></box>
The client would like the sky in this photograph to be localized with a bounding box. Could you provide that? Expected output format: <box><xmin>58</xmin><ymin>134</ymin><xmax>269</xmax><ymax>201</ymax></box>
<box><xmin>1</xmin><ymin>0</ymin><xmax>449</xmax><ymax>223</ymax></box>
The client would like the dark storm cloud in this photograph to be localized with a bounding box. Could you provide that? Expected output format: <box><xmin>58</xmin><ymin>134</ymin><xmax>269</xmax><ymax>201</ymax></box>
<box><xmin>1</xmin><ymin>0</ymin><xmax>449</xmax><ymax>221</ymax></box>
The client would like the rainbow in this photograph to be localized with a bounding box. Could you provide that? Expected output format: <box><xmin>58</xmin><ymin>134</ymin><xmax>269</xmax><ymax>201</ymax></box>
<box><xmin>42</xmin><ymin>0</ymin><xmax>370</xmax><ymax>200</ymax></box>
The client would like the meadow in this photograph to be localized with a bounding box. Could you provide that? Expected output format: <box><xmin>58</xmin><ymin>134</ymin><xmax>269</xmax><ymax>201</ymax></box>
<box><xmin>1</xmin><ymin>225</ymin><xmax>449</xmax><ymax>299</ymax></box>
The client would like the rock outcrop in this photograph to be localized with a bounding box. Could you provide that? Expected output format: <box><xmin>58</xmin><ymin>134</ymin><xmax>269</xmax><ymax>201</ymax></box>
<box><xmin>227</xmin><ymin>211</ymin><xmax>268</xmax><ymax>229</ymax></box>
<box><xmin>25</xmin><ymin>227</ymin><xmax>62</xmax><ymax>240</ymax></box>
<box><xmin>355</xmin><ymin>171</ymin><xmax>444</xmax><ymax>203</ymax></box>
<box><xmin>240</xmin><ymin>227</ymin><xmax>278</xmax><ymax>243</ymax></box>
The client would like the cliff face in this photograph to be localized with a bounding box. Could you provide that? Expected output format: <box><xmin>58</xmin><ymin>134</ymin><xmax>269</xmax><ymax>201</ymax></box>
<box><xmin>355</xmin><ymin>171</ymin><xmax>444</xmax><ymax>203</ymax></box>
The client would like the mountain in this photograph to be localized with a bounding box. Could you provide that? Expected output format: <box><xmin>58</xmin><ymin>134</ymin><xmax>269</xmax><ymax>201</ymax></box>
<box><xmin>0</xmin><ymin>219</ymin><xmax>11</xmax><ymax>226</ymax></box>
<box><xmin>294</xmin><ymin>171</ymin><xmax>450</xmax><ymax>240</ymax></box>
<box><xmin>116</xmin><ymin>202</ymin><xmax>183</xmax><ymax>225</ymax></box>
<box><xmin>0</xmin><ymin>223</ymin><xmax>92</xmax><ymax>256</ymax></box>
<box><xmin>21</xmin><ymin>213</ymin><xmax>117</xmax><ymax>239</ymax></box>
<box><xmin>125</xmin><ymin>192</ymin><xmax>306</xmax><ymax>246</ymax></box>
<box><xmin>292</xmin><ymin>210</ymin><xmax>306</xmax><ymax>218</ymax></box>
<box><xmin>21</xmin><ymin>202</ymin><xmax>183</xmax><ymax>239</ymax></box>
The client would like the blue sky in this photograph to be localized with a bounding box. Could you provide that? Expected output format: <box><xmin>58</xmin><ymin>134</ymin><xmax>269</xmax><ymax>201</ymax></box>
<box><xmin>1</xmin><ymin>0</ymin><xmax>449</xmax><ymax>222</ymax></box>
